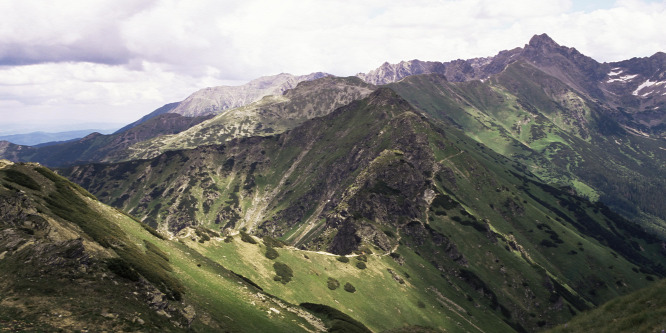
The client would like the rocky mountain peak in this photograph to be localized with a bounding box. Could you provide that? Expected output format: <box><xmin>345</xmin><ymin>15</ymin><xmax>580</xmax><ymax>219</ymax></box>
<box><xmin>527</xmin><ymin>33</ymin><xmax>560</xmax><ymax>49</ymax></box>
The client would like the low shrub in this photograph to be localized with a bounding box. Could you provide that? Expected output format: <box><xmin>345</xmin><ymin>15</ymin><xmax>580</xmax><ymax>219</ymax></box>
<box><xmin>355</xmin><ymin>262</ymin><xmax>366</xmax><ymax>269</ymax></box>
<box><xmin>240</xmin><ymin>231</ymin><xmax>257</xmax><ymax>244</ymax></box>
<box><xmin>273</xmin><ymin>262</ymin><xmax>293</xmax><ymax>284</ymax></box>
<box><xmin>344</xmin><ymin>282</ymin><xmax>356</xmax><ymax>293</ymax></box>
<box><xmin>263</xmin><ymin>236</ymin><xmax>285</xmax><ymax>248</ymax></box>
<box><xmin>224</xmin><ymin>236</ymin><xmax>233</xmax><ymax>243</ymax></box>
<box><xmin>265</xmin><ymin>246</ymin><xmax>279</xmax><ymax>260</ymax></box>
<box><xmin>327</xmin><ymin>277</ymin><xmax>340</xmax><ymax>290</ymax></box>
<box><xmin>336</xmin><ymin>256</ymin><xmax>350</xmax><ymax>263</ymax></box>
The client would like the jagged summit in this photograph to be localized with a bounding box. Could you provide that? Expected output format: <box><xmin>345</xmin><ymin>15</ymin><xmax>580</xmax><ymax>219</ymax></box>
<box><xmin>527</xmin><ymin>33</ymin><xmax>559</xmax><ymax>48</ymax></box>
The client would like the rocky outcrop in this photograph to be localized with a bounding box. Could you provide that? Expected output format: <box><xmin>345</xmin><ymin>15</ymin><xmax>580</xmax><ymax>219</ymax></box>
<box><xmin>169</xmin><ymin>72</ymin><xmax>330</xmax><ymax>117</ymax></box>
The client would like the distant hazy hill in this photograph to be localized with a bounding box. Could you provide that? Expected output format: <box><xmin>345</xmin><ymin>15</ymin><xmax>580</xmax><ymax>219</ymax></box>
<box><xmin>0</xmin><ymin>129</ymin><xmax>113</xmax><ymax>146</ymax></box>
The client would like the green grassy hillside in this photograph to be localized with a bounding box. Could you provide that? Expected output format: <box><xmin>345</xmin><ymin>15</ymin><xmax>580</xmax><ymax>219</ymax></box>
<box><xmin>0</xmin><ymin>160</ymin><xmax>341</xmax><ymax>332</ymax></box>
<box><xmin>388</xmin><ymin>63</ymin><xmax>666</xmax><ymax>238</ymax></box>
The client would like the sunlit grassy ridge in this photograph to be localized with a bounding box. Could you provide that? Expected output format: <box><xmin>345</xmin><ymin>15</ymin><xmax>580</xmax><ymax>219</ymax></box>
<box><xmin>182</xmin><ymin>232</ymin><xmax>511</xmax><ymax>333</ymax></box>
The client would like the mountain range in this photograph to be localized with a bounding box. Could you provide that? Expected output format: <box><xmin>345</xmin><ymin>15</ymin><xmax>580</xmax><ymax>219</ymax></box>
<box><xmin>1</xmin><ymin>34</ymin><xmax>666</xmax><ymax>332</ymax></box>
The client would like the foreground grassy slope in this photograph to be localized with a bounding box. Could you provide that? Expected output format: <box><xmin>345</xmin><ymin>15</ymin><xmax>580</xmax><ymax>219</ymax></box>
<box><xmin>0</xmin><ymin>161</ymin><xmax>331</xmax><ymax>332</ymax></box>
<box><xmin>182</xmin><ymin>232</ymin><xmax>512</xmax><ymax>333</ymax></box>
<box><xmin>548</xmin><ymin>278</ymin><xmax>666</xmax><ymax>333</ymax></box>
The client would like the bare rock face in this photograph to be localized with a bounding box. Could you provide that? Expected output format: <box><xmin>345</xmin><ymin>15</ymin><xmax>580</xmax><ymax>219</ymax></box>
<box><xmin>169</xmin><ymin>72</ymin><xmax>330</xmax><ymax>117</ymax></box>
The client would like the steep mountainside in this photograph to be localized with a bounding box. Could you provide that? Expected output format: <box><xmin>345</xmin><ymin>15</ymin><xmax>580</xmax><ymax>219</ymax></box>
<box><xmin>0</xmin><ymin>160</ymin><xmax>361</xmax><ymax>332</ymax></box>
<box><xmin>0</xmin><ymin>113</ymin><xmax>211</xmax><ymax>167</ymax></box>
<box><xmin>64</xmin><ymin>89</ymin><xmax>666</xmax><ymax>331</ymax></box>
<box><xmin>168</xmin><ymin>72</ymin><xmax>330</xmax><ymax>117</ymax></box>
<box><xmin>358</xmin><ymin>34</ymin><xmax>666</xmax><ymax>137</ymax></box>
<box><xmin>388</xmin><ymin>62</ymin><xmax>666</xmax><ymax>237</ymax></box>
<box><xmin>549</xmin><ymin>277</ymin><xmax>666</xmax><ymax>332</ymax></box>
<box><xmin>117</xmin><ymin>76</ymin><xmax>375</xmax><ymax>161</ymax></box>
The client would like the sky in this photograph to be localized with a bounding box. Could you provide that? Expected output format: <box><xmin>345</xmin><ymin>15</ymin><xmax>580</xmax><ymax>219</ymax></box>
<box><xmin>1</xmin><ymin>0</ymin><xmax>666</xmax><ymax>134</ymax></box>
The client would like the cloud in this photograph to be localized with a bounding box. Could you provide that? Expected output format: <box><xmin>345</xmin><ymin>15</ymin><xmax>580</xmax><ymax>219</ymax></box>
<box><xmin>1</xmin><ymin>0</ymin><xmax>665</xmax><ymax>133</ymax></box>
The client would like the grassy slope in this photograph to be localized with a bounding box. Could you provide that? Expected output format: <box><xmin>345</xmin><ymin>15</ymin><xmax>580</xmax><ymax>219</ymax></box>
<box><xmin>0</xmin><ymin>161</ymin><xmax>324</xmax><ymax>332</ymax></box>
<box><xmin>388</xmin><ymin>63</ymin><xmax>666</xmax><ymax>237</ymax></box>
<box><xmin>548</xmin><ymin>278</ymin><xmax>666</xmax><ymax>333</ymax></box>
<box><xmin>184</xmin><ymin>233</ymin><xmax>510</xmax><ymax>333</ymax></box>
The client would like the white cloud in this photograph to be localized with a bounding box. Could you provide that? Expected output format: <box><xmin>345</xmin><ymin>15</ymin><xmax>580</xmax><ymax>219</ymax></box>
<box><xmin>0</xmin><ymin>0</ymin><xmax>665</xmax><ymax>133</ymax></box>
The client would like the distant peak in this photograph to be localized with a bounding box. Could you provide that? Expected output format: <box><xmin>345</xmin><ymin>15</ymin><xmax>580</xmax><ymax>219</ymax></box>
<box><xmin>650</xmin><ymin>51</ymin><xmax>666</xmax><ymax>61</ymax></box>
<box><xmin>527</xmin><ymin>33</ymin><xmax>559</xmax><ymax>48</ymax></box>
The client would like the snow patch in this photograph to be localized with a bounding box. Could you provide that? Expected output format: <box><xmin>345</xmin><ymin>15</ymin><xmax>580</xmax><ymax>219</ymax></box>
<box><xmin>606</xmin><ymin>74</ymin><xmax>637</xmax><ymax>83</ymax></box>
<box><xmin>633</xmin><ymin>80</ymin><xmax>657</xmax><ymax>96</ymax></box>
<box><xmin>608</xmin><ymin>69</ymin><xmax>623</xmax><ymax>76</ymax></box>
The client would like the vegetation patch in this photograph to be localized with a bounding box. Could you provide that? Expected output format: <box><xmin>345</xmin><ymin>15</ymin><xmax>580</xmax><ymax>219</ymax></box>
<box><xmin>265</xmin><ymin>246</ymin><xmax>279</xmax><ymax>260</ymax></box>
<box><xmin>344</xmin><ymin>282</ymin><xmax>357</xmax><ymax>293</ymax></box>
<box><xmin>337</xmin><ymin>256</ymin><xmax>350</xmax><ymax>263</ymax></box>
<box><xmin>1</xmin><ymin>169</ymin><xmax>40</xmax><ymax>191</ymax></box>
<box><xmin>273</xmin><ymin>262</ymin><xmax>293</xmax><ymax>284</ymax></box>
<box><xmin>327</xmin><ymin>277</ymin><xmax>340</xmax><ymax>290</ymax></box>
<box><xmin>140</xmin><ymin>222</ymin><xmax>165</xmax><ymax>240</ymax></box>
<box><xmin>263</xmin><ymin>236</ymin><xmax>286</xmax><ymax>248</ymax></box>
<box><xmin>240</xmin><ymin>231</ymin><xmax>257</xmax><ymax>244</ymax></box>
<box><xmin>106</xmin><ymin>258</ymin><xmax>140</xmax><ymax>282</ymax></box>
<box><xmin>356</xmin><ymin>262</ymin><xmax>367</xmax><ymax>269</ymax></box>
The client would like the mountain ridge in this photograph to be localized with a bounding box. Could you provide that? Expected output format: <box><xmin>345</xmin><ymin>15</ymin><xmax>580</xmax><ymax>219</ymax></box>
<box><xmin>357</xmin><ymin>33</ymin><xmax>666</xmax><ymax>137</ymax></box>
<box><xmin>62</xmin><ymin>86</ymin><xmax>666</xmax><ymax>331</ymax></box>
